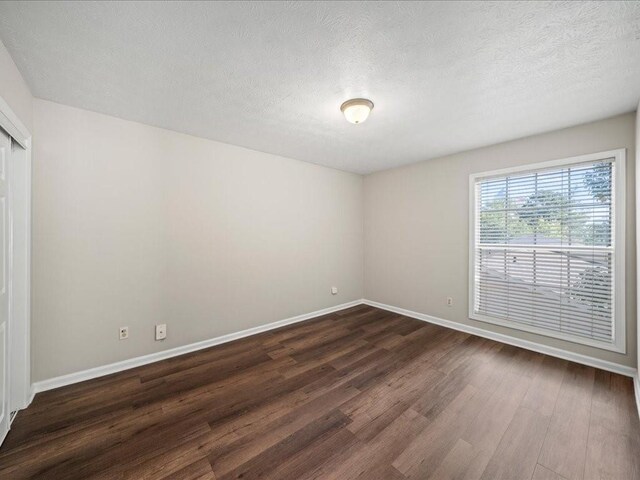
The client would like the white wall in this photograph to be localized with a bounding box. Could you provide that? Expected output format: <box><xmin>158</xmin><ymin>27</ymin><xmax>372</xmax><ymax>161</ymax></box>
<box><xmin>364</xmin><ymin>113</ymin><xmax>637</xmax><ymax>368</ymax></box>
<box><xmin>0</xmin><ymin>39</ymin><xmax>32</xmax><ymax>132</ymax></box>
<box><xmin>32</xmin><ymin>99</ymin><xmax>364</xmax><ymax>382</ymax></box>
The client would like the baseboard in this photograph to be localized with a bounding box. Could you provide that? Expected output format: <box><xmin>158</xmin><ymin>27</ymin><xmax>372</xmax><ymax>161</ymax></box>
<box><xmin>29</xmin><ymin>298</ymin><xmax>640</xmax><ymax>405</ymax></box>
<box><xmin>31</xmin><ymin>299</ymin><xmax>364</xmax><ymax>395</ymax></box>
<box><xmin>362</xmin><ymin>299</ymin><xmax>637</xmax><ymax>378</ymax></box>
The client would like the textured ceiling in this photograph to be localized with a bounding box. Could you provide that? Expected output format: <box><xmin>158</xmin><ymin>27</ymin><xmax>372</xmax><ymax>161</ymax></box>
<box><xmin>1</xmin><ymin>1</ymin><xmax>639</xmax><ymax>174</ymax></box>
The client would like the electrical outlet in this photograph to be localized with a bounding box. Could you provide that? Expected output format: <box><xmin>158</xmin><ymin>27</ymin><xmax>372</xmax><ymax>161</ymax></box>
<box><xmin>119</xmin><ymin>326</ymin><xmax>129</xmax><ymax>340</ymax></box>
<box><xmin>447</xmin><ymin>297</ymin><xmax>453</xmax><ymax>307</ymax></box>
<box><xmin>331</xmin><ymin>286</ymin><xmax>338</xmax><ymax>295</ymax></box>
<box><xmin>155</xmin><ymin>324</ymin><xmax>167</xmax><ymax>341</ymax></box>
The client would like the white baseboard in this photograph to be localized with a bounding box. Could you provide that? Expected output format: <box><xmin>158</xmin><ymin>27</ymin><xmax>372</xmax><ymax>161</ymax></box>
<box><xmin>29</xmin><ymin>298</ymin><xmax>640</xmax><ymax>413</ymax></box>
<box><xmin>31</xmin><ymin>299</ymin><xmax>364</xmax><ymax>396</ymax></box>
<box><xmin>362</xmin><ymin>299</ymin><xmax>638</xmax><ymax>378</ymax></box>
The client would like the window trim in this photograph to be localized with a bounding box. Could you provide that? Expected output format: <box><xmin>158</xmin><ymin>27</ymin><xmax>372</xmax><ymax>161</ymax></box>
<box><xmin>468</xmin><ymin>149</ymin><xmax>626</xmax><ymax>353</ymax></box>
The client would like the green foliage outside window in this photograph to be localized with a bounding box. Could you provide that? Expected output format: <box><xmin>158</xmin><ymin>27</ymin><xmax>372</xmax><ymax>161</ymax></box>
<box><xmin>479</xmin><ymin>163</ymin><xmax>611</xmax><ymax>246</ymax></box>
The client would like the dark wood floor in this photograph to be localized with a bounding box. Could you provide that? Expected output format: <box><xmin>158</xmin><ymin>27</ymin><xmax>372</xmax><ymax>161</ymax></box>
<box><xmin>1</xmin><ymin>305</ymin><xmax>639</xmax><ymax>479</ymax></box>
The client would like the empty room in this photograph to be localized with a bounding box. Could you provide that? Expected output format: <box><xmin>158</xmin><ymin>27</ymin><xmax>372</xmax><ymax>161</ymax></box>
<box><xmin>0</xmin><ymin>1</ymin><xmax>639</xmax><ymax>479</ymax></box>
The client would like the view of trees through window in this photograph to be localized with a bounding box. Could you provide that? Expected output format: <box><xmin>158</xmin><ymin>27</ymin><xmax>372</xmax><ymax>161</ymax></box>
<box><xmin>474</xmin><ymin>160</ymin><xmax>615</xmax><ymax>343</ymax></box>
<box><xmin>479</xmin><ymin>162</ymin><xmax>612</xmax><ymax>247</ymax></box>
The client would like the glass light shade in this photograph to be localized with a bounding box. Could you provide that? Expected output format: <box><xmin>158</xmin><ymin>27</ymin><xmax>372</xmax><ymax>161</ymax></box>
<box><xmin>340</xmin><ymin>98</ymin><xmax>374</xmax><ymax>124</ymax></box>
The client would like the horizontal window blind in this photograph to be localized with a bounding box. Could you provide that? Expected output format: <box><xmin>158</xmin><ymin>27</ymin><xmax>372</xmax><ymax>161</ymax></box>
<box><xmin>471</xmin><ymin>157</ymin><xmax>618</xmax><ymax>346</ymax></box>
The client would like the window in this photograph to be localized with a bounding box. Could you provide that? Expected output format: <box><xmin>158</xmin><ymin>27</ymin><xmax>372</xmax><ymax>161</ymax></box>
<box><xmin>469</xmin><ymin>150</ymin><xmax>625</xmax><ymax>352</ymax></box>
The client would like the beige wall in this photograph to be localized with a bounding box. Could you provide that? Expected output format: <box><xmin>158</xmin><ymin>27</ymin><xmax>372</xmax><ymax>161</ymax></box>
<box><xmin>23</xmin><ymin>90</ymin><xmax>640</xmax><ymax>378</ymax></box>
<box><xmin>32</xmin><ymin>99</ymin><xmax>364</xmax><ymax>381</ymax></box>
<box><xmin>0</xmin><ymin>39</ymin><xmax>32</xmax><ymax>132</ymax></box>
<box><xmin>364</xmin><ymin>113</ymin><xmax>637</xmax><ymax>367</ymax></box>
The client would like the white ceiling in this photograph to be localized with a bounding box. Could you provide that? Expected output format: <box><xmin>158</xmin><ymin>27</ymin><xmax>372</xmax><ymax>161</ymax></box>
<box><xmin>1</xmin><ymin>1</ymin><xmax>639</xmax><ymax>174</ymax></box>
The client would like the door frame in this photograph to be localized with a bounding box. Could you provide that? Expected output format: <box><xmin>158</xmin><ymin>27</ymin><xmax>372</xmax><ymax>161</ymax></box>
<box><xmin>0</xmin><ymin>94</ymin><xmax>32</xmax><ymax>415</ymax></box>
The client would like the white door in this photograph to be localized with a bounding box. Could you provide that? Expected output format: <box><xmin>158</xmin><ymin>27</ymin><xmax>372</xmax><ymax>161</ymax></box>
<box><xmin>0</xmin><ymin>128</ymin><xmax>10</xmax><ymax>444</ymax></box>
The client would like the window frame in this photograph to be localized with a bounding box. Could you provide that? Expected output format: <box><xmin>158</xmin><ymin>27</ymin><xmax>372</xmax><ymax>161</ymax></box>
<box><xmin>468</xmin><ymin>149</ymin><xmax>626</xmax><ymax>353</ymax></box>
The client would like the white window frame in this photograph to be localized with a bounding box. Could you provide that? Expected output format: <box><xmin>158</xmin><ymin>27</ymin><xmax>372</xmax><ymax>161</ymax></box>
<box><xmin>468</xmin><ymin>149</ymin><xmax>626</xmax><ymax>353</ymax></box>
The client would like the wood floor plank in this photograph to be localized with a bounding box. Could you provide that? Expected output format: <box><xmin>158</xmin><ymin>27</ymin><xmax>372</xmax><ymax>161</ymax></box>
<box><xmin>105</xmin><ymin>434</ymin><xmax>213</xmax><ymax>480</ymax></box>
<box><xmin>479</xmin><ymin>406</ymin><xmax>550</xmax><ymax>480</ymax></box>
<box><xmin>207</xmin><ymin>384</ymin><xmax>360</xmax><ymax>477</ymax></box>
<box><xmin>583</xmin><ymin>370</ymin><xmax>640</xmax><ymax>480</ymax></box>
<box><xmin>426</xmin><ymin>438</ymin><xmax>486</xmax><ymax>480</ymax></box>
<box><xmin>532</xmin><ymin>464</ymin><xmax>568</xmax><ymax>480</ymax></box>
<box><xmin>2</xmin><ymin>376</ymin><xmax>143</xmax><ymax>450</ymax></box>
<box><xmin>520</xmin><ymin>355</ymin><xmax>568</xmax><ymax>417</ymax></box>
<box><xmin>460</xmin><ymin>369</ymin><xmax>531</xmax><ymax>448</ymax></box>
<box><xmin>441</xmin><ymin>367</ymin><xmax>535</xmax><ymax>479</ymax></box>
<box><xmin>589</xmin><ymin>369</ymin><xmax>639</xmax><ymax>437</ymax></box>
<box><xmin>262</xmin><ymin>427</ymin><xmax>358</xmax><ymax>480</ymax></box>
<box><xmin>39</xmin><ymin>414</ymin><xmax>212</xmax><ymax>480</ymax></box>
<box><xmin>411</xmin><ymin>338</ymin><xmax>504</xmax><ymax>422</ymax></box>
<box><xmin>0</xmin><ymin>305</ymin><xmax>636</xmax><ymax>480</ymax></box>
<box><xmin>583</xmin><ymin>421</ymin><xmax>640</xmax><ymax>480</ymax></box>
<box><xmin>392</xmin><ymin>384</ymin><xmax>489</xmax><ymax>479</ymax></box>
<box><xmin>537</xmin><ymin>363</ymin><xmax>595</xmax><ymax>480</ymax></box>
<box><xmin>0</xmin><ymin>404</ymin><xmax>165</xmax><ymax>478</ymax></box>
<box><xmin>160</xmin><ymin>459</ymin><xmax>217</xmax><ymax>480</ymax></box>
<box><xmin>315</xmin><ymin>407</ymin><xmax>428</xmax><ymax>480</ymax></box>
<box><xmin>341</xmin><ymin>365</ymin><xmax>444</xmax><ymax>440</ymax></box>
<box><xmin>216</xmin><ymin>410</ymin><xmax>351</xmax><ymax>480</ymax></box>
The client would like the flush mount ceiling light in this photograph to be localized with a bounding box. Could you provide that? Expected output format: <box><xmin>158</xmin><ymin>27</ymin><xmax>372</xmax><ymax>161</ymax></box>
<box><xmin>340</xmin><ymin>98</ymin><xmax>374</xmax><ymax>124</ymax></box>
